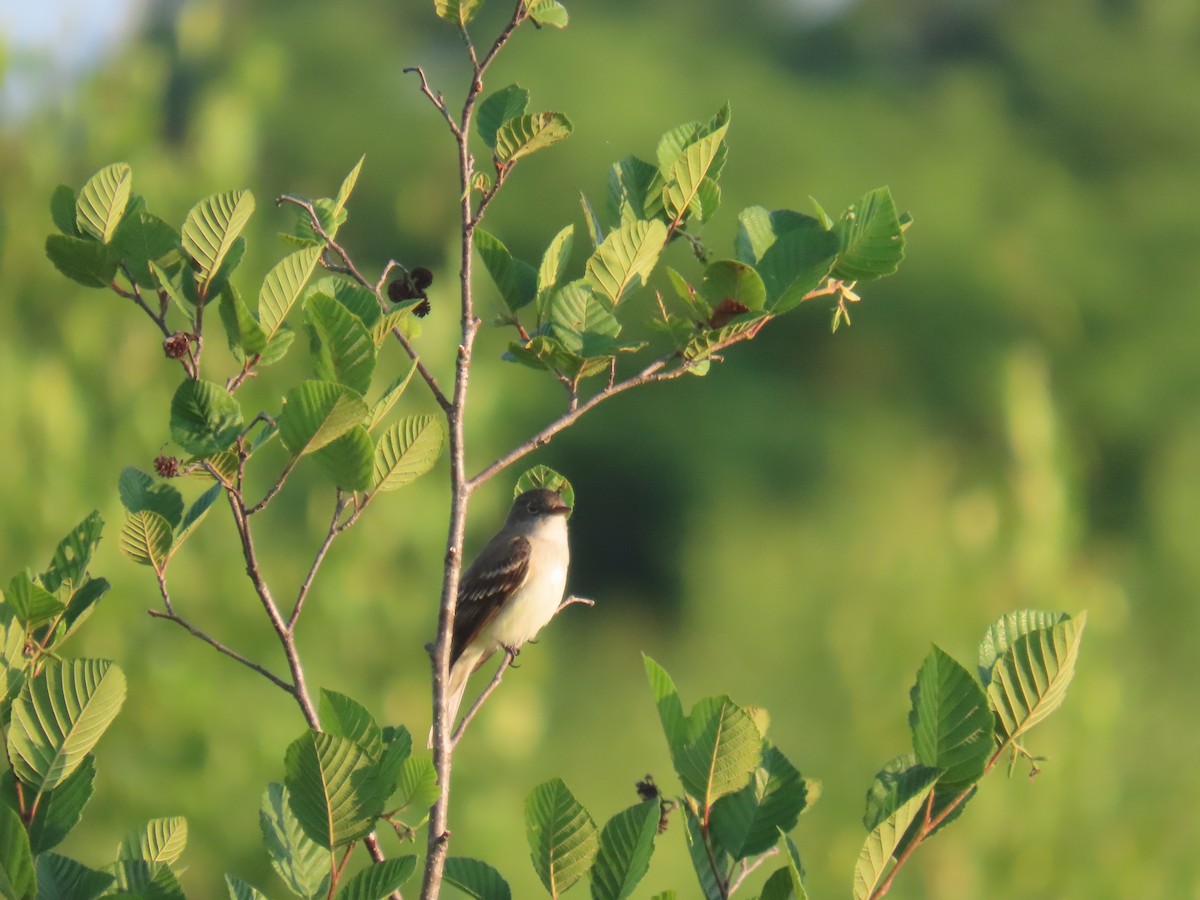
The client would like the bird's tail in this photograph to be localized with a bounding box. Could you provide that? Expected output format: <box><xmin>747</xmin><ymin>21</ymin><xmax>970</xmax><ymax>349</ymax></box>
<box><xmin>427</xmin><ymin>646</ymin><xmax>486</xmax><ymax>748</ymax></box>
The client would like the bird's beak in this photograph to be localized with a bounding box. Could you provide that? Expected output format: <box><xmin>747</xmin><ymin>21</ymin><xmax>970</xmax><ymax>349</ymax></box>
<box><xmin>550</xmin><ymin>500</ymin><xmax>572</xmax><ymax>516</ymax></box>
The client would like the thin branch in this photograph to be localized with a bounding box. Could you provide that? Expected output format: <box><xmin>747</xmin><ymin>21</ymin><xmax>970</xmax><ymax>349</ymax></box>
<box><xmin>289</xmin><ymin>493</ymin><xmax>349</xmax><ymax>629</ymax></box>
<box><xmin>728</xmin><ymin>847</ymin><xmax>780</xmax><ymax>895</ymax></box>
<box><xmin>450</xmin><ymin>649</ymin><xmax>514</xmax><ymax>748</ymax></box>
<box><xmin>247</xmin><ymin>454</ymin><xmax>301</xmax><ymax>515</ymax></box>
<box><xmin>402</xmin><ymin>66</ymin><xmax>458</xmax><ymax>135</ymax></box>
<box><xmin>147</xmin><ymin>608</ymin><xmax>293</xmax><ymax>693</ymax></box>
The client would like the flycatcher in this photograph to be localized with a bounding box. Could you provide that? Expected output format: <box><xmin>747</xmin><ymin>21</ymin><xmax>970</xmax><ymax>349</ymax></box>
<box><xmin>434</xmin><ymin>488</ymin><xmax>572</xmax><ymax>743</ymax></box>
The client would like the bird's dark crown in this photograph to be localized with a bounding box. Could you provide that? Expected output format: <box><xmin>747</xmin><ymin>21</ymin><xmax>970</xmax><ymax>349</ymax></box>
<box><xmin>508</xmin><ymin>488</ymin><xmax>571</xmax><ymax>522</ymax></box>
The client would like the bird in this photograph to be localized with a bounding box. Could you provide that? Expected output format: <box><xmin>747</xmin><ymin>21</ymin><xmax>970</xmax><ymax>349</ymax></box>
<box><xmin>430</xmin><ymin>488</ymin><xmax>572</xmax><ymax>746</ymax></box>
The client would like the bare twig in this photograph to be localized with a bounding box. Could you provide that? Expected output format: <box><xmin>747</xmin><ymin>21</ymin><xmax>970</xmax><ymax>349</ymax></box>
<box><xmin>147</xmin><ymin>608</ymin><xmax>293</xmax><ymax>693</ymax></box>
<box><xmin>450</xmin><ymin>649</ymin><xmax>515</xmax><ymax>748</ymax></box>
<box><xmin>402</xmin><ymin>66</ymin><xmax>458</xmax><ymax>135</ymax></box>
<box><xmin>289</xmin><ymin>493</ymin><xmax>350</xmax><ymax>628</ymax></box>
<box><xmin>727</xmin><ymin>846</ymin><xmax>780</xmax><ymax>895</ymax></box>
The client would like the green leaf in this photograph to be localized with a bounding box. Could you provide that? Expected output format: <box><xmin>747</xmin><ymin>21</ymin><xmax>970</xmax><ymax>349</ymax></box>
<box><xmin>151</xmin><ymin>259</ymin><xmax>192</xmax><ymax>317</ymax></box>
<box><xmin>475</xmin><ymin>229</ymin><xmax>538</xmax><ymax>313</ymax></box>
<box><xmin>588</xmin><ymin>800</ymin><xmax>659</xmax><ymax>900</ymax></box>
<box><xmin>50</xmin><ymin>185</ymin><xmax>80</xmax><ymax>236</ymax></box>
<box><xmin>514</xmin><ymin>466</ymin><xmax>574</xmax><ymax>511</ymax></box>
<box><xmin>261</xmin><ymin>325</ymin><xmax>297</xmax><ymax>366</ymax></box>
<box><xmin>53</xmin><ymin>577</ymin><xmax>110</xmax><ymax>650</ymax></box>
<box><xmin>76</xmin><ymin>162</ymin><xmax>132</xmax><ymax>242</ymax></box>
<box><xmin>118</xmin><ymin>467</ymin><xmax>184</xmax><ymax>528</ymax></box>
<box><xmin>444</xmin><ymin>857</ymin><xmax>512</xmax><ymax>900</ymax></box>
<box><xmin>27</xmin><ymin>755</ymin><xmax>95</xmax><ymax>853</ymax></box>
<box><xmin>755</xmin><ymin>217</ymin><xmax>840</xmax><ymax>313</ymax></box>
<box><xmin>978</xmin><ymin>609</ymin><xmax>1069</xmax><ymax>685</ymax></box>
<box><xmin>176</xmin><ymin>484</ymin><xmax>223</xmax><ymax>544</ymax></box>
<box><xmin>377</xmin><ymin>727</ymin><xmax>413</xmax><ymax>799</ymax></box>
<box><xmin>219</xmin><ymin>281</ymin><xmax>268</xmax><ymax>357</ymax></box>
<box><xmin>365</xmin><ymin>366</ymin><xmax>416</xmax><ymax>431</ymax></box>
<box><xmin>7</xmin><ymin>658</ymin><xmax>126</xmax><ymax>793</ymax></box>
<box><xmin>862</xmin><ymin>754</ymin><xmax>940</xmax><ymax>833</ymax></box>
<box><xmin>682</xmin><ymin>804</ymin><xmax>726</xmax><ymax>900</ymax></box>
<box><xmin>542</xmin><ymin>280</ymin><xmax>619</xmax><ymax>348</ymax></box>
<box><xmin>662</xmin><ymin>124</ymin><xmax>729</xmax><ymax>222</ymax></box>
<box><xmin>527</xmin><ymin>0</ymin><xmax>569</xmax><ymax>27</ymax></box>
<box><xmin>852</xmin><ymin>782</ymin><xmax>934</xmax><ymax>900</ymax></box>
<box><xmin>170</xmin><ymin>379</ymin><xmax>244</xmax><ymax>456</ymax></box>
<box><xmin>307</xmin><ymin>291</ymin><xmax>378</xmax><ymax>396</ymax></box>
<box><xmin>225</xmin><ymin>873</ymin><xmax>270</xmax><ymax>900</ymax></box>
<box><xmin>710</xmin><ymin>744</ymin><xmax>808</xmax><ymax>860</ymax></box>
<box><xmin>435</xmin><ymin>0</ymin><xmax>482</xmax><ymax>25</ymax></box>
<box><xmin>525</xmin><ymin>778</ymin><xmax>598</xmax><ymax>898</ymax></box>
<box><xmin>106</xmin><ymin>857</ymin><xmax>185</xmax><ymax>899</ymax></box>
<box><xmin>335</xmin><ymin>857</ymin><xmax>417</xmax><ymax>899</ymax></box>
<box><xmin>477</xmin><ymin>84</ymin><xmax>530</xmax><ymax>149</ymax></box>
<box><xmin>781</xmin><ymin>833</ymin><xmax>810</xmax><ymax>900</ymax></box>
<box><xmin>759</xmin><ymin>867</ymin><xmax>796</xmax><ymax>900</ymax></box>
<box><xmin>260</xmin><ymin>245</ymin><xmax>324</xmax><ymax>343</ymax></box>
<box><xmin>284</xmin><ymin>730</ymin><xmax>386</xmax><ymax>848</ymax></box>
<box><xmin>578</xmin><ymin>192</ymin><xmax>604</xmax><ymax>248</ymax></box>
<box><xmin>5</xmin><ymin>571</ymin><xmax>64</xmax><ymax>628</ymax></box>
<box><xmin>35</xmin><ymin>853</ymin><xmax>114</xmax><ymax>900</ymax></box>
<box><xmin>693</xmin><ymin>177</ymin><xmax>722</xmax><ymax>223</ymax></box>
<box><xmin>538</xmin><ymin>224</ymin><xmax>575</xmax><ymax>296</ymax></box>
<box><xmin>278</xmin><ymin>381</ymin><xmax>369</xmax><ymax>457</ymax></box>
<box><xmin>332</xmin><ymin>155</ymin><xmax>366</xmax><ymax>220</ymax></box>
<box><xmin>119</xmin><ymin>510</ymin><xmax>174</xmax><ymax>571</ymax></box>
<box><xmin>373</xmin><ymin>415</ymin><xmax>445</xmax><ymax>492</ymax></box>
<box><xmin>118</xmin><ymin>817</ymin><xmax>188</xmax><ymax>866</ymax></box>
<box><xmin>394</xmin><ymin>755</ymin><xmax>439</xmax><ymax>813</ymax></box>
<box><xmin>699</xmin><ymin>260</ymin><xmax>766</xmax><ymax>312</ymax></box>
<box><xmin>831</xmin><ymin>187</ymin><xmax>905</xmax><ymax>281</ymax></box>
<box><xmin>909</xmin><ymin>646</ymin><xmax>994</xmax><ymax>787</ymax></box>
<box><xmin>643</xmin><ymin>656</ymin><xmax>686</xmax><ymax>752</ymax></box>
<box><xmin>112</xmin><ymin>212</ymin><xmax>183</xmax><ymax>288</ymax></box>
<box><xmin>682</xmin><ymin>313</ymin><xmax>769</xmax><ymax>367</ymax></box>
<box><xmin>314</xmin><ymin>426</ymin><xmax>375</xmax><ymax>491</ymax></box>
<box><xmin>0</xmin><ymin>803</ymin><xmax>34</xmax><ymax>900</ymax></box>
<box><xmin>41</xmin><ymin>510</ymin><xmax>103</xmax><ymax>595</ymax></box>
<box><xmin>988</xmin><ymin>612</ymin><xmax>1087</xmax><ymax>743</ymax></box>
<box><xmin>181</xmin><ymin>190</ymin><xmax>255</xmax><ymax>295</ymax></box>
<box><xmin>675</xmin><ymin>696</ymin><xmax>762</xmax><ymax>811</ymax></box>
<box><xmin>370</xmin><ymin>304</ymin><xmax>421</xmax><ymax>345</ymax></box>
<box><xmin>319</xmin><ymin>690</ymin><xmax>382</xmax><ymax>757</ymax></box>
<box><xmin>607</xmin><ymin>156</ymin><xmax>659</xmax><ymax>225</ymax></box>
<box><xmin>494</xmin><ymin>112</ymin><xmax>573</xmax><ymax>165</ymax></box>
<box><xmin>585</xmin><ymin>219</ymin><xmax>668</xmax><ymax>308</ymax></box>
<box><xmin>44</xmin><ymin>234</ymin><xmax>117</xmax><ymax>288</ymax></box>
<box><xmin>734</xmin><ymin>207</ymin><xmax>814</xmax><ymax>265</ymax></box>
<box><xmin>260</xmin><ymin>782</ymin><xmax>331</xmax><ymax>899</ymax></box>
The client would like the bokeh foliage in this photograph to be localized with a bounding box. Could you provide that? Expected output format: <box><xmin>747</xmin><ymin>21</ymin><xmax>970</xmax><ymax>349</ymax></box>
<box><xmin>1</xmin><ymin>0</ymin><xmax>1198</xmax><ymax>897</ymax></box>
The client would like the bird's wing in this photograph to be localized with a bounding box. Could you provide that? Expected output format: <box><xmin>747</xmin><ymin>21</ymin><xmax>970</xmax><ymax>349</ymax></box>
<box><xmin>450</xmin><ymin>534</ymin><xmax>532</xmax><ymax>667</ymax></box>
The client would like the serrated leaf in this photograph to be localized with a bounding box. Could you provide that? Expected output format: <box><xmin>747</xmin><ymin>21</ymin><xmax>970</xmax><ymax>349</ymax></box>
<box><xmin>50</xmin><ymin>184</ymin><xmax>79</xmax><ymax>236</ymax></box>
<box><xmin>394</xmin><ymin>754</ymin><xmax>439</xmax><ymax>812</ymax></box>
<box><xmin>119</xmin><ymin>511</ymin><xmax>174</xmax><ymax>571</ymax></box>
<box><xmin>662</xmin><ymin>124</ymin><xmax>729</xmax><ymax>222</ymax></box>
<box><xmin>682</xmin><ymin>804</ymin><xmax>726</xmax><ymax>900</ymax></box>
<box><xmin>682</xmin><ymin>313</ymin><xmax>769</xmax><ymax>366</ymax></box>
<box><xmin>852</xmin><ymin>783</ymin><xmax>934</xmax><ymax>900</ymax></box>
<box><xmin>335</xmin><ymin>856</ymin><xmax>417</xmax><ymax>899</ymax></box>
<box><xmin>260</xmin><ymin>245</ymin><xmax>323</xmax><ymax>342</ymax></box>
<box><xmin>526</xmin><ymin>778</ymin><xmax>598</xmax><ymax>898</ymax></box>
<box><xmin>478</xmin><ymin>84</ymin><xmax>529</xmax><ymax>149</ymax></box>
<box><xmin>694</xmin><ymin>177</ymin><xmax>721</xmax><ymax>223</ymax></box>
<box><xmin>578</xmin><ymin>192</ymin><xmax>604</xmax><ymax>248</ymax></box>
<box><xmin>45</xmin><ymin>234</ymin><xmax>117</xmax><ymax>288</ymax></box>
<box><xmin>527</xmin><ymin>0</ymin><xmax>568</xmax><ymax>27</ymax></box>
<box><xmin>53</xmin><ymin>577</ymin><xmax>110</xmax><ymax>651</ymax></box>
<box><xmin>0</xmin><ymin>804</ymin><xmax>35</xmax><ymax>900</ymax></box>
<box><xmin>27</xmin><ymin>755</ymin><xmax>95</xmax><ymax>853</ymax></box>
<box><xmin>514</xmin><ymin>466</ymin><xmax>574</xmax><ymax>511</ymax></box>
<box><xmin>219</xmin><ymin>281</ymin><xmax>268</xmax><ymax>356</ymax></box>
<box><xmin>475</xmin><ymin>229</ymin><xmax>538</xmax><ymax>313</ymax></box>
<box><xmin>606</xmin><ymin>156</ymin><xmax>659</xmax><ymax>226</ymax></box>
<box><xmin>542</xmin><ymin>280</ymin><xmax>620</xmax><ymax>347</ymax></box>
<box><xmin>332</xmin><ymin>155</ymin><xmax>365</xmax><ymax>220</ymax></box>
<box><xmin>365</xmin><ymin>366</ymin><xmax>416</xmax><ymax>431</ymax></box>
<box><xmin>988</xmin><ymin>612</ymin><xmax>1087</xmax><ymax>743</ymax></box>
<box><xmin>76</xmin><ymin>163</ymin><xmax>132</xmax><ymax>243</ymax></box>
<box><xmin>589</xmin><ymin>800</ymin><xmax>658</xmax><ymax>900</ymax></box>
<box><xmin>106</xmin><ymin>857</ymin><xmax>185</xmax><ymax>899</ymax></box>
<box><xmin>832</xmin><ymin>187</ymin><xmax>905</xmax><ymax>281</ymax></box>
<box><xmin>176</xmin><ymin>484</ymin><xmax>223</xmax><ymax>545</ymax></box>
<box><xmin>435</xmin><ymin>0</ymin><xmax>482</xmax><ymax>25</ymax></box>
<box><xmin>710</xmin><ymin>744</ymin><xmax>808</xmax><ymax>860</ymax></box>
<box><xmin>170</xmin><ymin>379</ymin><xmax>244</xmax><ymax>456</ymax></box>
<box><xmin>494</xmin><ymin>112</ymin><xmax>573</xmax><ymax>165</ymax></box>
<box><xmin>373</xmin><ymin>415</ymin><xmax>445</xmax><ymax>492</ymax></box>
<box><xmin>118</xmin><ymin>467</ymin><xmax>185</xmax><ymax>528</ymax></box>
<box><xmin>756</xmin><ymin>217</ymin><xmax>840</xmax><ymax>313</ymax></box>
<box><xmin>643</xmin><ymin>655</ymin><xmax>686</xmax><ymax>751</ymax></box>
<box><xmin>862</xmin><ymin>754</ymin><xmax>940</xmax><ymax>833</ymax></box>
<box><xmin>909</xmin><ymin>646</ymin><xmax>994</xmax><ymax>787</ymax></box>
<box><xmin>260</xmin><ymin>782</ymin><xmax>331</xmax><ymax>899</ymax></box>
<box><xmin>278</xmin><ymin>381</ymin><xmax>369</xmax><ymax>457</ymax></box>
<box><xmin>319</xmin><ymin>690</ymin><xmax>382</xmax><ymax>758</ymax></box>
<box><xmin>538</xmin><ymin>224</ymin><xmax>575</xmax><ymax>296</ymax></box>
<box><xmin>585</xmin><ymin>219</ymin><xmax>667</xmax><ymax>308</ymax></box>
<box><xmin>307</xmin><ymin>292</ymin><xmax>377</xmax><ymax>395</ymax></box>
<box><xmin>112</xmin><ymin>212</ymin><xmax>182</xmax><ymax>288</ymax></box>
<box><xmin>181</xmin><ymin>190</ymin><xmax>255</xmax><ymax>295</ymax></box>
<box><xmin>285</xmin><ymin>730</ymin><xmax>386</xmax><ymax>848</ymax></box>
<box><xmin>225</xmin><ymin>873</ymin><xmax>270</xmax><ymax>900</ymax></box>
<box><xmin>7</xmin><ymin>659</ymin><xmax>126</xmax><ymax>793</ymax></box>
<box><xmin>315</xmin><ymin>426</ymin><xmax>375</xmax><ymax>491</ymax></box>
<box><xmin>118</xmin><ymin>816</ymin><xmax>188</xmax><ymax>866</ymax></box>
<box><xmin>377</xmin><ymin>727</ymin><xmax>412</xmax><ymax>799</ymax></box>
<box><xmin>41</xmin><ymin>510</ymin><xmax>103</xmax><ymax>595</ymax></box>
<box><xmin>978</xmin><ymin>609</ymin><xmax>1069</xmax><ymax>685</ymax></box>
<box><xmin>5</xmin><ymin>571</ymin><xmax>64</xmax><ymax>629</ymax></box>
<box><xmin>445</xmin><ymin>857</ymin><xmax>511</xmax><ymax>900</ymax></box>
<box><xmin>675</xmin><ymin>696</ymin><xmax>762</xmax><ymax>811</ymax></box>
<box><xmin>261</xmin><ymin>324</ymin><xmax>297</xmax><ymax>366</ymax></box>
<box><xmin>370</xmin><ymin>303</ymin><xmax>421</xmax><ymax>345</ymax></box>
<box><xmin>35</xmin><ymin>852</ymin><xmax>114</xmax><ymax>900</ymax></box>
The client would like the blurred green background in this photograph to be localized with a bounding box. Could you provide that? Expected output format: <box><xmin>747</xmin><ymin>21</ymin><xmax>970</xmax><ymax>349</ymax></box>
<box><xmin>2</xmin><ymin>0</ymin><xmax>1199</xmax><ymax>897</ymax></box>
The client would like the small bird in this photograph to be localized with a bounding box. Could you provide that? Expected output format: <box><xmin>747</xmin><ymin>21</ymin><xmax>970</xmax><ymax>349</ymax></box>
<box><xmin>431</xmin><ymin>488</ymin><xmax>572</xmax><ymax>745</ymax></box>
